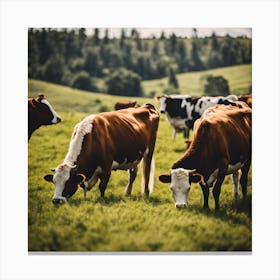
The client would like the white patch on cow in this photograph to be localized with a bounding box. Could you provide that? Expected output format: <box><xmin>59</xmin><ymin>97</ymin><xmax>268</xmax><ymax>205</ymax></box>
<box><xmin>227</xmin><ymin>162</ymin><xmax>244</xmax><ymax>174</ymax></box>
<box><xmin>206</xmin><ymin>162</ymin><xmax>244</xmax><ymax>187</ymax></box>
<box><xmin>165</xmin><ymin>113</ymin><xmax>189</xmax><ymax>138</ymax></box>
<box><xmin>226</xmin><ymin>94</ymin><xmax>238</xmax><ymax>101</ymax></box>
<box><xmin>112</xmin><ymin>158</ymin><xmax>141</xmax><ymax>171</ymax></box>
<box><xmin>41</xmin><ymin>99</ymin><xmax>62</xmax><ymax>124</ymax></box>
<box><xmin>207</xmin><ymin>169</ymin><xmax>219</xmax><ymax>186</ymax></box>
<box><xmin>232</xmin><ymin>170</ymin><xmax>240</xmax><ymax>198</ymax></box>
<box><xmin>170</xmin><ymin>168</ymin><xmax>193</xmax><ymax>207</ymax></box>
<box><xmin>63</xmin><ymin>115</ymin><xmax>95</xmax><ymax>166</ymax></box>
<box><xmin>52</xmin><ymin>163</ymin><xmax>72</xmax><ymax>200</ymax></box>
<box><xmin>52</xmin><ymin>115</ymin><xmax>95</xmax><ymax>201</ymax></box>
<box><xmin>166</xmin><ymin>114</ymin><xmax>187</xmax><ymax>130</ymax></box>
<box><xmin>85</xmin><ymin>166</ymin><xmax>102</xmax><ymax>190</ymax></box>
<box><xmin>158</xmin><ymin>97</ymin><xmax>167</xmax><ymax>112</ymax></box>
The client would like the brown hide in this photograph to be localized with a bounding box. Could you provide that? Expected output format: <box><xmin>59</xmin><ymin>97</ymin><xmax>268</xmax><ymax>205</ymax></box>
<box><xmin>238</xmin><ymin>94</ymin><xmax>252</xmax><ymax>108</ymax></box>
<box><xmin>49</xmin><ymin>104</ymin><xmax>160</xmax><ymax>201</ymax></box>
<box><xmin>114</xmin><ymin>101</ymin><xmax>141</xmax><ymax>110</ymax></box>
<box><xmin>173</xmin><ymin>105</ymin><xmax>252</xmax><ymax>180</ymax></box>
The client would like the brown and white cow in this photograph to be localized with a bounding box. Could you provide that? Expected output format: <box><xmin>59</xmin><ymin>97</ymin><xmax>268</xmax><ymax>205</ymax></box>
<box><xmin>44</xmin><ymin>104</ymin><xmax>159</xmax><ymax>204</ymax></box>
<box><xmin>159</xmin><ymin>104</ymin><xmax>252</xmax><ymax>210</ymax></box>
<box><xmin>28</xmin><ymin>94</ymin><xmax>61</xmax><ymax>141</ymax></box>
<box><xmin>114</xmin><ymin>100</ymin><xmax>141</xmax><ymax>110</ymax></box>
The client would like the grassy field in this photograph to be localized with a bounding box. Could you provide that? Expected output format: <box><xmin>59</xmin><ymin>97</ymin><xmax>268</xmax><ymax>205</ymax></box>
<box><xmin>142</xmin><ymin>64</ymin><xmax>252</xmax><ymax>97</ymax></box>
<box><xmin>28</xmin><ymin>67</ymin><xmax>252</xmax><ymax>252</ymax></box>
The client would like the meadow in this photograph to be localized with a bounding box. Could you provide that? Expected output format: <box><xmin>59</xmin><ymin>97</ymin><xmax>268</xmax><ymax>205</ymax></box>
<box><xmin>28</xmin><ymin>66</ymin><xmax>252</xmax><ymax>252</ymax></box>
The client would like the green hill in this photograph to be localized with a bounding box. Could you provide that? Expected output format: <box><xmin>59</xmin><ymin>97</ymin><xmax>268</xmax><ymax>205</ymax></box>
<box><xmin>142</xmin><ymin>64</ymin><xmax>252</xmax><ymax>97</ymax></box>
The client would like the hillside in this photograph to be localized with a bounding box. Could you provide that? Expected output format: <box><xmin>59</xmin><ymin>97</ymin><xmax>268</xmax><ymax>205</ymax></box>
<box><xmin>28</xmin><ymin>79</ymin><xmax>154</xmax><ymax>113</ymax></box>
<box><xmin>29</xmin><ymin>64</ymin><xmax>252</xmax><ymax>107</ymax></box>
<box><xmin>142</xmin><ymin>64</ymin><xmax>252</xmax><ymax>97</ymax></box>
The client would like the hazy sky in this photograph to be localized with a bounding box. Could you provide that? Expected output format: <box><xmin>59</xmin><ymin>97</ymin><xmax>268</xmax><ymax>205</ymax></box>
<box><xmin>86</xmin><ymin>28</ymin><xmax>252</xmax><ymax>38</ymax></box>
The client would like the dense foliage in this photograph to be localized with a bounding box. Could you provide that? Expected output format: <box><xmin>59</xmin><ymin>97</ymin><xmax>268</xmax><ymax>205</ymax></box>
<box><xmin>203</xmin><ymin>75</ymin><xmax>230</xmax><ymax>96</ymax></box>
<box><xmin>28</xmin><ymin>28</ymin><xmax>251</xmax><ymax>96</ymax></box>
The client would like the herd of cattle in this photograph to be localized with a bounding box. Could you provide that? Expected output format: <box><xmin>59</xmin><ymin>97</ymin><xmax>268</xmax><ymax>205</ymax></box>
<box><xmin>28</xmin><ymin>93</ymin><xmax>252</xmax><ymax>210</ymax></box>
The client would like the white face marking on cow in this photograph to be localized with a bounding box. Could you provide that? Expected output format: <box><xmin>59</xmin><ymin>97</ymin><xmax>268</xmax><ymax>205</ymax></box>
<box><xmin>51</xmin><ymin>115</ymin><xmax>95</xmax><ymax>202</ymax></box>
<box><xmin>158</xmin><ymin>97</ymin><xmax>167</xmax><ymax>113</ymax></box>
<box><xmin>170</xmin><ymin>168</ymin><xmax>194</xmax><ymax>208</ymax></box>
<box><xmin>52</xmin><ymin>164</ymin><xmax>72</xmax><ymax>201</ymax></box>
<box><xmin>40</xmin><ymin>99</ymin><xmax>62</xmax><ymax>124</ymax></box>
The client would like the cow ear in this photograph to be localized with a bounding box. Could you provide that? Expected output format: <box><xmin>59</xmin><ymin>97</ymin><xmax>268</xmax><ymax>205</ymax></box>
<box><xmin>37</xmin><ymin>94</ymin><xmax>45</xmax><ymax>102</ymax></box>
<box><xmin>190</xmin><ymin>173</ymin><xmax>203</xmax><ymax>183</ymax></box>
<box><xmin>74</xmin><ymin>173</ymin><xmax>86</xmax><ymax>185</ymax></box>
<box><xmin>31</xmin><ymin>98</ymin><xmax>38</xmax><ymax>107</ymax></box>
<box><xmin>44</xmin><ymin>174</ymin><xmax>53</xmax><ymax>182</ymax></box>
<box><xmin>159</xmin><ymin>174</ymin><xmax>171</xmax><ymax>183</ymax></box>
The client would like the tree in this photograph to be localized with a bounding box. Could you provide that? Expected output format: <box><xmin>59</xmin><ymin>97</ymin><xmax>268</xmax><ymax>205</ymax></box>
<box><xmin>84</xmin><ymin>48</ymin><xmax>102</xmax><ymax>76</ymax></box>
<box><xmin>190</xmin><ymin>41</ymin><xmax>204</xmax><ymax>71</ymax></box>
<box><xmin>211</xmin><ymin>32</ymin><xmax>219</xmax><ymax>51</ymax></box>
<box><xmin>93</xmin><ymin>28</ymin><xmax>100</xmax><ymax>44</ymax></box>
<box><xmin>168</xmin><ymin>67</ymin><xmax>179</xmax><ymax>88</ymax></box>
<box><xmin>43</xmin><ymin>56</ymin><xmax>64</xmax><ymax>83</ymax></box>
<box><xmin>203</xmin><ymin>75</ymin><xmax>230</xmax><ymax>96</ymax></box>
<box><xmin>72</xmin><ymin>71</ymin><xmax>97</xmax><ymax>92</ymax></box>
<box><xmin>106</xmin><ymin>68</ymin><xmax>142</xmax><ymax>96</ymax></box>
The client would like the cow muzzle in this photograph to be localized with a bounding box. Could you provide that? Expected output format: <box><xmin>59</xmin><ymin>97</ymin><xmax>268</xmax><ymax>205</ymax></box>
<box><xmin>175</xmin><ymin>203</ymin><xmax>187</xmax><ymax>209</ymax></box>
<box><xmin>52</xmin><ymin>197</ymin><xmax>66</xmax><ymax>205</ymax></box>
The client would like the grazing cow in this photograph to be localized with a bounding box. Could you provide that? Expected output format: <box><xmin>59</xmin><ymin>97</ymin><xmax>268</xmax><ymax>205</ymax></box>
<box><xmin>238</xmin><ymin>94</ymin><xmax>252</xmax><ymax>108</ymax></box>
<box><xmin>114</xmin><ymin>100</ymin><xmax>141</xmax><ymax>110</ymax></box>
<box><xmin>159</xmin><ymin>104</ymin><xmax>252</xmax><ymax>210</ymax></box>
<box><xmin>44</xmin><ymin>104</ymin><xmax>159</xmax><ymax>204</ymax></box>
<box><xmin>28</xmin><ymin>94</ymin><xmax>61</xmax><ymax>141</ymax></box>
<box><xmin>156</xmin><ymin>94</ymin><xmax>238</xmax><ymax>139</ymax></box>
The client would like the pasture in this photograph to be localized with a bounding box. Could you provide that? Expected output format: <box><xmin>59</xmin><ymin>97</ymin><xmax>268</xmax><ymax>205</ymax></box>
<box><xmin>28</xmin><ymin>75</ymin><xmax>252</xmax><ymax>252</ymax></box>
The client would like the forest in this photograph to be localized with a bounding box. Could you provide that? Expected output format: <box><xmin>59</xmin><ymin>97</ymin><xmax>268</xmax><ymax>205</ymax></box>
<box><xmin>28</xmin><ymin>28</ymin><xmax>252</xmax><ymax>96</ymax></box>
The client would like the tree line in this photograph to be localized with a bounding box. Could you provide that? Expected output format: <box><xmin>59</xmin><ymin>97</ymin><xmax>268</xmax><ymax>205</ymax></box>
<box><xmin>28</xmin><ymin>28</ymin><xmax>251</xmax><ymax>96</ymax></box>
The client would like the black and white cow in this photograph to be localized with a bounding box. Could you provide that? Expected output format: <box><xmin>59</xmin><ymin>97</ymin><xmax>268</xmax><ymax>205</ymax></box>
<box><xmin>156</xmin><ymin>94</ymin><xmax>238</xmax><ymax>138</ymax></box>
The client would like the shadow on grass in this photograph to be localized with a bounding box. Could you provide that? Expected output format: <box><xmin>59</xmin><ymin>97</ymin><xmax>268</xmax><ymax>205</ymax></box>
<box><xmin>186</xmin><ymin>194</ymin><xmax>252</xmax><ymax>225</ymax></box>
<box><xmin>69</xmin><ymin>193</ymin><xmax>171</xmax><ymax>207</ymax></box>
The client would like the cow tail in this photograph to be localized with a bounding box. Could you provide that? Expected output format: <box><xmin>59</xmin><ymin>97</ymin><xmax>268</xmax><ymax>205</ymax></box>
<box><xmin>141</xmin><ymin>157</ymin><xmax>155</xmax><ymax>194</ymax></box>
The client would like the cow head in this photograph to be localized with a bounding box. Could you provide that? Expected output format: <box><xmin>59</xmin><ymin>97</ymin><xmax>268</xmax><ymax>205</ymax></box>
<box><xmin>30</xmin><ymin>94</ymin><xmax>62</xmax><ymax>125</ymax></box>
<box><xmin>44</xmin><ymin>164</ymin><xmax>86</xmax><ymax>204</ymax></box>
<box><xmin>159</xmin><ymin>168</ymin><xmax>203</xmax><ymax>208</ymax></box>
<box><xmin>156</xmin><ymin>95</ymin><xmax>169</xmax><ymax>113</ymax></box>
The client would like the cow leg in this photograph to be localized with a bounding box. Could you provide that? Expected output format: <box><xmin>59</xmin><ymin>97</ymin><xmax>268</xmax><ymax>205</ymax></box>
<box><xmin>200</xmin><ymin>183</ymin><xmax>209</xmax><ymax>209</ymax></box>
<box><xmin>232</xmin><ymin>170</ymin><xmax>240</xmax><ymax>199</ymax></box>
<box><xmin>172</xmin><ymin>128</ymin><xmax>177</xmax><ymax>139</ymax></box>
<box><xmin>98</xmin><ymin>171</ymin><xmax>111</xmax><ymax>197</ymax></box>
<box><xmin>184</xmin><ymin>126</ymin><xmax>190</xmax><ymax>139</ymax></box>
<box><xmin>240</xmin><ymin>160</ymin><xmax>251</xmax><ymax>198</ymax></box>
<box><xmin>212</xmin><ymin>172</ymin><xmax>226</xmax><ymax>210</ymax></box>
<box><xmin>141</xmin><ymin>155</ymin><xmax>155</xmax><ymax>197</ymax></box>
<box><xmin>125</xmin><ymin>167</ymin><xmax>138</xmax><ymax>196</ymax></box>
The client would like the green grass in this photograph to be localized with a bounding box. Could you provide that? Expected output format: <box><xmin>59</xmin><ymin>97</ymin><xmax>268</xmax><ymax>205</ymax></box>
<box><xmin>142</xmin><ymin>64</ymin><xmax>252</xmax><ymax>97</ymax></box>
<box><xmin>28</xmin><ymin>69</ymin><xmax>252</xmax><ymax>252</ymax></box>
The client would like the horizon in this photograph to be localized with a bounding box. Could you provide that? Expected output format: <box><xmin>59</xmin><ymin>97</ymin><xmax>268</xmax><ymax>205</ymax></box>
<box><xmin>85</xmin><ymin>27</ymin><xmax>252</xmax><ymax>38</ymax></box>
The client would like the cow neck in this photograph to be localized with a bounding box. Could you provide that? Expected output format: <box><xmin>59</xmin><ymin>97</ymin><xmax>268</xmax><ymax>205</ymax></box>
<box><xmin>28</xmin><ymin>109</ymin><xmax>40</xmax><ymax>138</ymax></box>
<box><xmin>172</xmin><ymin>142</ymin><xmax>203</xmax><ymax>172</ymax></box>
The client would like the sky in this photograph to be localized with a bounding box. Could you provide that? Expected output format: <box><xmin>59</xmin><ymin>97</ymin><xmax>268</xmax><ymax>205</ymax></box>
<box><xmin>85</xmin><ymin>28</ymin><xmax>252</xmax><ymax>38</ymax></box>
